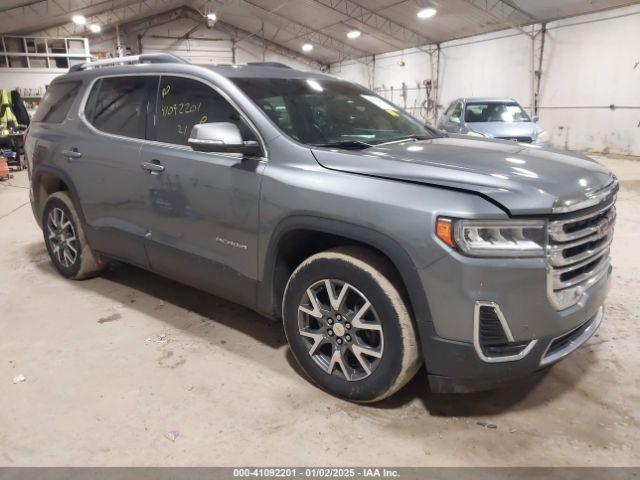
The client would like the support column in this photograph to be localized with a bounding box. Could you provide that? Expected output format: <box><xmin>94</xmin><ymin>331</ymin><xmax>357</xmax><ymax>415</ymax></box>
<box><xmin>432</xmin><ymin>44</ymin><xmax>441</xmax><ymax>126</ymax></box>
<box><xmin>533</xmin><ymin>24</ymin><xmax>547</xmax><ymax>116</ymax></box>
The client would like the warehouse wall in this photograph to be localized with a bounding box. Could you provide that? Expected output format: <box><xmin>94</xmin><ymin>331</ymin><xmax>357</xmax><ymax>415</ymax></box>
<box><xmin>0</xmin><ymin>68</ymin><xmax>65</xmax><ymax>91</ymax></box>
<box><xmin>539</xmin><ymin>7</ymin><xmax>640</xmax><ymax>155</ymax></box>
<box><xmin>330</xmin><ymin>4</ymin><xmax>640</xmax><ymax>156</ymax></box>
<box><xmin>330</xmin><ymin>48</ymin><xmax>434</xmax><ymax>120</ymax></box>
<box><xmin>437</xmin><ymin>29</ymin><xmax>533</xmax><ymax>111</ymax></box>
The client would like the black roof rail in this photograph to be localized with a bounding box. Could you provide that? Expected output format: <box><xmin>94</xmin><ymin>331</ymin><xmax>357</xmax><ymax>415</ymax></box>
<box><xmin>246</xmin><ymin>61</ymin><xmax>292</xmax><ymax>69</ymax></box>
<box><xmin>70</xmin><ymin>53</ymin><xmax>188</xmax><ymax>72</ymax></box>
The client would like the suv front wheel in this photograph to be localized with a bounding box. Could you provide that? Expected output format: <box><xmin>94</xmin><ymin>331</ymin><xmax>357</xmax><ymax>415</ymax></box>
<box><xmin>283</xmin><ymin>247</ymin><xmax>422</xmax><ymax>402</ymax></box>
<box><xmin>42</xmin><ymin>191</ymin><xmax>106</xmax><ymax>279</ymax></box>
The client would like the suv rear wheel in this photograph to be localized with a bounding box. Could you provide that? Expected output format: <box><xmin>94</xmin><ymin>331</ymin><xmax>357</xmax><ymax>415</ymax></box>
<box><xmin>282</xmin><ymin>246</ymin><xmax>421</xmax><ymax>402</ymax></box>
<box><xmin>42</xmin><ymin>191</ymin><xmax>106</xmax><ymax>279</ymax></box>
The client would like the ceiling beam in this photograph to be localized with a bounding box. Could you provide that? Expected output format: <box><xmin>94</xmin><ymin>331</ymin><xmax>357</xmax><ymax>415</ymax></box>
<box><xmin>89</xmin><ymin>5</ymin><xmax>326</xmax><ymax>69</ymax></box>
<box><xmin>119</xmin><ymin>5</ymin><xmax>190</xmax><ymax>36</ymax></box>
<box><xmin>11</xmin><ymin>0</ymin><xmax>186</xmax><ymax>36</ymax></box>
<box><xmin>193</xmin><ymin>14</ymin><xmax>326</xmax><ymax>68</ymax></box>
<box><xmin>0</xmin><ymin>1</ymin><xmax>43</xmax><ymax>13</ymax></box>
<box><xmin>461</xmin><ymin>0</ymin><xmax>535</xmax><ymax>37</ymax></box>
<box><xmin>224</xmin><ymin>0</ymin><xmax>371</xmax><ymax>63</ymax></box>
<box><xmin>497</xmin><ymin>0</ymin><xmax>537</xmax><ymax>21</ymax></box>
<box><xmin>214</xmin><ymin>19</ymin><xmax>326</xmax><ymax>69</ymax></box>
<box><xmin>309</xmin><ymin>0</ymin><xmax>437</xmax><ymax>57</ymax></box>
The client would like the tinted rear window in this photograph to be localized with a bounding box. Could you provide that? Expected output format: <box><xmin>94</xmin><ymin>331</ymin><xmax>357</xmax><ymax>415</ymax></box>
<box><xmin>32</xmin><ymin>81</ymin><xmax>81</xmax><ymax>123</ymax></box>
<box><xmin>84</xmin><ymin>76</ymin><xmax>148</xmax><ymax>139</ymax></box>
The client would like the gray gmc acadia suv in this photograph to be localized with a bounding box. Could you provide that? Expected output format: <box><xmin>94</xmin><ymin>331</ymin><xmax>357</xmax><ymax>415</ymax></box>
<box><xmin>25</xmin><ymin>54</ymin><xmax>617</xmax><ymax>402</ymax></box>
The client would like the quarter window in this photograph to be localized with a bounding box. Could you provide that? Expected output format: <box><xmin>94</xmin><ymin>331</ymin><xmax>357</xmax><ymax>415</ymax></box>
<box><xmin>84</xmin><ymin>76</ymin><xmax>148</xmax><ymax>139</ymax></box>
<box><xmin>155</xmin><ymin>76</ymin><xmax>257</xmax><ymax>146</ymax></box>
<box><xmin>32</xmin><ymin>81</ymin><xmax>81</xmax><ymax>123</ymax></box>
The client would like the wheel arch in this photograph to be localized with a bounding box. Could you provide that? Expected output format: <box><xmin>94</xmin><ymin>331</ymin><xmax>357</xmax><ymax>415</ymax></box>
<box><xmin>32</xmin><ymin>165</ymin><xmax>86</xmax><ymax>227</ymax></box>
<box><xmin>258</xmin><ymin>216</ymin><xmax>435</xmax><ymax>340</ymax></box>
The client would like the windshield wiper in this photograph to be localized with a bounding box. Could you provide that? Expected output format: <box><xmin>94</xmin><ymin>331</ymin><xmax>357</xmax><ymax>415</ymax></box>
<box><xmin>312</xmin><ymin>140</ymin><xmax>373</xmax><ymax>150</ymax></box>
<box><xmin>311</xmin><ymin>140</ymin><xmax>373</xmax><ymax>150</ymax></box>
<box><xmin>374</xmin><ymin>134</ymin><xmax>433</xmax><ymax>145</ymax></box>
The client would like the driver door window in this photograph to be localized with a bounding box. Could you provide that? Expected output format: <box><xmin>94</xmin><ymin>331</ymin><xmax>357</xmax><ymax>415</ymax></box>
<box><xmin>154</xmin><ymin>76</ymin><xmax>257</xmax><ymax>146</ymax></box>
<box><xmin>444</xmin><ymin>101</ymin><xmax>456</xmax><ymax>117</ymax></box>
<box><xmin>450</xmin><ymin>102</ymin><xmax>462</xmax><ymax>121</ymax></box>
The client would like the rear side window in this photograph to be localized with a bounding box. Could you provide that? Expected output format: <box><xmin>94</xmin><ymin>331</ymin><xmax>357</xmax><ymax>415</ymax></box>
<box><xmin>84</xmin><ymin>76</ymin><xmax>148</xmax><ymax>139</ymax></box>
<box><xmin>32</xmin><ymin>81</ymin><xmax>81</xmax><ymax>123</ymax></box>
<box><xmin>154</xmin><ymin>76</ymin><xmax>257</xmax><ymax>146</ymax></box>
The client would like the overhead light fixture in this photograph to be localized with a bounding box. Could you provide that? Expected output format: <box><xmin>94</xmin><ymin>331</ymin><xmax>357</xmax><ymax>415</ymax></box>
<box><xmin>88</xmin><ymin>23</ymin><xmax>101</xmax><ymax>33</ymax></box>
<box><xmin>417</xmin><ymin>7</ymin><xmax>437</xmax><ymax>19</ymax></box>
<box><xmin>206</xmin><ymin>12</ymin><xmax>217</xmax><ymax>28</ymax></box>
<box><xmin>347</xmin><ymin>30</ymin><xmax>361</xmax><ymax>39</ymax></box>
<box><xmin>72</xmin><ymin>14</ymin><xmax>86</xmax><ymax>25</ymax></box>
<box><xmin>302</xmin><ymin>43</ymin><xmax>314</xmax><ymax>52</ymax></box>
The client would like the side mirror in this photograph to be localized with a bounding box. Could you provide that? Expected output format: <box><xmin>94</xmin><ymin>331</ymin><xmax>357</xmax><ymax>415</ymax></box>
<box><xmin>188</xmin><ymin>122</ymin><xmax>262</xmax><ymax>156</ymax></box>
<box><xmin>532</xmin><ymin>115</ymin><xmax>539</xmax><ymax>123</ymax></box>
<box><xmin>451</xmin><ymin>117</ymin><xmax>461</xmax><ymax>124</ymax></box>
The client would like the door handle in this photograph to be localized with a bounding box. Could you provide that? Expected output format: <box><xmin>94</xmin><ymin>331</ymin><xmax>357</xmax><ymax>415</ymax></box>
<box><xmin>141</xmin><ymin>161</ymin><xmax>165</xmax><ymax>174</ymax></box>
<box><xmin>62</xmin><ymin>148</ymin><xmax>82</xmax><ymax>160</ymax></box>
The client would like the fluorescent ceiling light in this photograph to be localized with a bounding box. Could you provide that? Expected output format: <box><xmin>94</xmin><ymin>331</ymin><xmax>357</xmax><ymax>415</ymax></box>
<box><xmin>88</xmin><ymin>24</ymin><xmax>101</xmax><ymax>33</ymax></box>
<box><xmin>417</xmin><ymin>7</ymin><xmax>437</xmax><ymax>19</ymax></box>
<box><xmin>347</xmin><ymin>30</ymin><xmax>361</xmax><ymax>39</ymax></box>
<box><xmin>72</xmin><ymin>14</ymin><xmax>86</xmax><ymax>25</ymax></box>
<box><xmin>207</xmin><ymin>12</ymin><xmax>217</xmax><ymax>21</ymax></box>
<box><xmin>302</xmin><ymin>43</ymin><xmax>314</xmax><ymax>52</ymax></box>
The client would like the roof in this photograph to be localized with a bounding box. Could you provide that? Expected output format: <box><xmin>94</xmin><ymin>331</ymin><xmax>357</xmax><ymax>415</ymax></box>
<box><xmin>204</xmin><ymin>64</ymin><xmax>333</xmax><ymax>80</ymax></box>
<box><xmin>61</xmin><ymin>54</ymin><xmax>338</xmax><ymax>82</ymax></box>
<box><xmin>53</xmin><ymin>55</ymin><xmax>339</xmax><ymax>85</ymax></box>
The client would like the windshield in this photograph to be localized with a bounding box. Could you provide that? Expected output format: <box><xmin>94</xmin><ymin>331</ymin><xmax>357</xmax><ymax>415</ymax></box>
<box><xmin>464</xmin><ymin>101</ymin><xmax>530</xmax><ymax>123</ymax></box>
<box><xmin>232</xmin><ymin>77</ymin><xmax>437</xmax><ymax>147</ymax></box>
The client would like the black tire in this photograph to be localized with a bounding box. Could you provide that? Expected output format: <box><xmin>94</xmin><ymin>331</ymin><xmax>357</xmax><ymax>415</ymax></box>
<box><xmin>42</xmin><ymin>191</ymin><xmax>107</xmax><ymax>279</ymax></box>
<box><xmin>283</xmin><ymin>246</ymin><xmax>422</xmax><ymax>403</ymax></box>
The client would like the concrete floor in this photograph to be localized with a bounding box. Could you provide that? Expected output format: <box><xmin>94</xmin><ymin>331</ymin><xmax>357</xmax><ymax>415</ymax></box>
<box><xmin>0</xmin><ymin>155</ymin><xmax>639</xmax><ymax>467</ymax></box>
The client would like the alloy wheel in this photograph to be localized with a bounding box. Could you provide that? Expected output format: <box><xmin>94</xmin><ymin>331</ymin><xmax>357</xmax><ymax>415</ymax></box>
<box><xmin>297</xmin><ymin>279</ymin><xmax>384</xmax><ymax>381</ymax></box>
<box><xmin>46</xmin><ymin>207</ymin><xmax>78</xmax><ymax>268</ymax></box>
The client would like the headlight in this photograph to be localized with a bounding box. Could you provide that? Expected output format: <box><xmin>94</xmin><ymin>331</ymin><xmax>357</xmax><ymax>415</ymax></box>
<box><xmin>536</xmin><ymin>130</ymin><xmax>550</xmax><ymax>144</ymax></box>
<box><xmin>436</xmin><ymin>218</ymin><xmax>546</xmax><ymax>257</ymax></box>
<box><xmin>465</xmin><ymin>131</ymin><xmax>486</xmax><ymax>137</ymax></box>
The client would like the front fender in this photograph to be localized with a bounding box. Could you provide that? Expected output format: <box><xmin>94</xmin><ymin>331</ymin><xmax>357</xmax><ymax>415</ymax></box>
<box><xmin>257</xmin><ymin>214</ymin><xmax>439</xmax><ymax>350</ymax></box>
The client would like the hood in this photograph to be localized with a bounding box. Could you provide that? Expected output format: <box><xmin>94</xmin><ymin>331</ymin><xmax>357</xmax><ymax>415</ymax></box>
<box><xmin>311</xmin><ymin>136</ymin><xmax>615</xmax><ymax>215</ymax></box>
<box><xmin>466</xmin><ymin>121</ymin><xmax>540</xmax><ymax>139</ymax></box>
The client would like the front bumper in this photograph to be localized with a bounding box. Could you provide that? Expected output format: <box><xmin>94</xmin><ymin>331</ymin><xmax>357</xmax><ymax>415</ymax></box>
<box><xmin>416</xmin><ymin>251</ymin><xmax>611</xmax><ymax>393</ymax></box>
<box><xmin>424</xmin><ymin>304</ymin><xmax>604</xmax><ymax>393</ymax></box>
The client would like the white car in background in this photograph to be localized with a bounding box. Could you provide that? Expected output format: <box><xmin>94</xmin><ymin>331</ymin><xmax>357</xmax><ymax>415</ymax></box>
<box><xmin>438</xmin><ymin>97</ymin><xmax>551</xmax><ymax>147</ymax></box>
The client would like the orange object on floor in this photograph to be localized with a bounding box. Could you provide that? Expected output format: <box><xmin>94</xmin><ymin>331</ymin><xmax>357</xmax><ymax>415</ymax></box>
<box><xmin>0</xmin><ymin>156</ymin><xmax>9</xmax><ymax>180</ymax></box>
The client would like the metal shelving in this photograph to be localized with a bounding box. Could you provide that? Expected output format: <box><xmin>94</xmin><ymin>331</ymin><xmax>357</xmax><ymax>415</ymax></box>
<box><xmin>0</xmin><ymin>36</ymin><xmax>90</xmax><ymax>70</ymax></box>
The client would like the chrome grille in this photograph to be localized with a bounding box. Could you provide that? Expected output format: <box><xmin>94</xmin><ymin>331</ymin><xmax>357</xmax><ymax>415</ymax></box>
<box><xmin>547</xmin><ymin>195</ymin><xmax>616</xmax><ymax>310</ymax></box>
